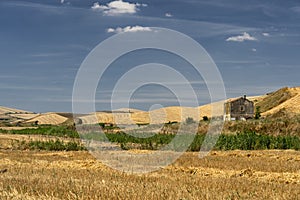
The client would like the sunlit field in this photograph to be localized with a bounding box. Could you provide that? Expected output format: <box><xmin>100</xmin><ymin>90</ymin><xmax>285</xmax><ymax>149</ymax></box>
<box><xmin>1</xmin><ymin>148</ymin><xmax>300</xmax><ymax>199</ymax></box>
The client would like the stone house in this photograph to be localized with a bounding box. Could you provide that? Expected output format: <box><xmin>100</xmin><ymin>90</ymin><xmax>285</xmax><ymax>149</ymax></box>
<box><xmin>224</xmin><ymin>95</ymin><xmax>254</xmax><ymax>121</ymax></box>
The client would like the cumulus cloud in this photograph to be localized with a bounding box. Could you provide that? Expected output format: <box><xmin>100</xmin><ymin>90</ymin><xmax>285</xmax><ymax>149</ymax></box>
<box><xmin>251</xmin><ymin>48</ymin><xmax>257</xmax><ymax>52</ymax></box>
<box><xmin>262</xmin><ymin>32</ymin><xmax>270</xmax><ymax>37</ymax></box>
<box><xmin>226</xmin><ymin>32</ymin><xmax>257</xmax><ymax>42</ymax></box>
<box><xmin>60</xmin><ymin>0</ymin><xmax>64</xmax><ymax>3</ymax></box>
<box><xmin>107</xmin><ymin>26</ymin><xmax>152</xmax><ymax>33</ymax></box>
<box><xmin>165</xmin><ymin>13</ymin><xmax>173</xmax><ymax>17</ymax></box>
<box><xmin>91</xmin><ymin>0</ymin><xmax>146</xmax><ymax>16</ymax></box>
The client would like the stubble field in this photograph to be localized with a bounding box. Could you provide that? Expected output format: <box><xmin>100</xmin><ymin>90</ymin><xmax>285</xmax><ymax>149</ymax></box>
<box><xmin>1</xmin><ymin>149</ymin><xmax>300</xmax><ymax>200</ymax></box>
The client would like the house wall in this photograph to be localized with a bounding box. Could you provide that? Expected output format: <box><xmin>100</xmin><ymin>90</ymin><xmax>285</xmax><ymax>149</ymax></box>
<box><xmin>224</xmin><ymin>97</ymin><xmax>254</xmax><ymax>120</ymax></box>
<box><xmin>230</xmin><ymin>98</ymin><xmax>254</xmax><ymax>119</ymax></box>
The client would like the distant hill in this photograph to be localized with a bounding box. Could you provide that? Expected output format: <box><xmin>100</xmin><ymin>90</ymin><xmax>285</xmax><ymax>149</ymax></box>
<box><xmin>0</xmin><ymin>106</ymin><xmax>37</xmax><ymax>124</ymax></box>
<box><xmin>0</xmin><ymin>106</ymin><xmax>33</xmax><ymax>115</ymax></box>
<box><xmin>26</xmin><ymin>113</ymin><xmax>69</xmax><ymax>125</ymax></box>
<box><xmin>1</xmin><ymin>86</ymin><xmax>300</xmax><ymax>125</ymax></box>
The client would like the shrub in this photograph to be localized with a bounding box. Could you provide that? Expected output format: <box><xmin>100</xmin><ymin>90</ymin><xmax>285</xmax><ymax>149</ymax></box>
<box><xmin>185</xmin><ymin>117</ymin><xmax>196</xmax><ymax>124</ymax></box>
<box><xmin>202</xmin><ymin>116</ymin><xmax>209</xmax><ymax>121</ymax></box>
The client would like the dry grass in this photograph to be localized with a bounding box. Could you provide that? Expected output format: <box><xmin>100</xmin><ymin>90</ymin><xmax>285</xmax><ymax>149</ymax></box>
<box><xmin>1</xmin><ymin>149</ymin><xmax>300</xmax><ymax>199</ymax></box>
<box><xmin>0</xmin><ymin>106</ymin><xmax>30</xmax><ymax>115</ymax></box>
<box><xmin>7</xmin><ymin>113</ymin><xmax>39</xmax><ymax>120</ymax></box>
<box><xmin>258</xmin><ymin>87</ymin><xmax>300</xmax><ymax>116</ymax></box>
<box><xmin>0</xmin><ymin>134</ymin><xmax>82</xmax><ymax>150</ymax></box>
<box><xmin>27</xmin><ymin>113</ymin><xmax>68</xmax><ymax>125</ymax></box>
<box><xmin>0</xmin><ymin>127</ymin><xmax>38</xmax><ymax>131</ymax></box>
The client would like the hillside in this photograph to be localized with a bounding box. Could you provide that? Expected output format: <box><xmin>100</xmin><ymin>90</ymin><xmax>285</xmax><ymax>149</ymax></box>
<box><xmin>257</xmin><ymin>87</ymin><xmax>300</xmax><ymax>117</ymax></box>
<box><xmin>0</xmin><ymin>106</ymin><xmax>32</xmax><ymax>115</ymax></box>
<box><xmin>27</xmin><ymin>113</ymin><xmax>69</xmax><ymax>125</ymax></box>
<box><xmin>1</xmin><ymin>86</ymin><xmax>300</xmax><ymax>125</ymax></box>
<box><xmin>84</xmin><ymin>86</ymin><xmax>300</xmax><ymax>124</ymax></box>
<box><xmin>0</xmin><ymin>106</ymin><xmax>37</xmax><ymax>124</ymax></box>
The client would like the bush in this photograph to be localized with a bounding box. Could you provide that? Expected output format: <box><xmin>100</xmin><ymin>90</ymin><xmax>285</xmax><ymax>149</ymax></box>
<box><xmin>255</xmin><ymin>106</ymin><xmax>261</xmax><ymax>119</ymax></box>
<box><xmin>202</xmin><ymin>116</ymin><xmax>209</xmax><ymax>121</ymax></box>
<box><xmin>185</xmin><ymin>117</ymin><xmax>196</xmax><ymax>124</ymax></box>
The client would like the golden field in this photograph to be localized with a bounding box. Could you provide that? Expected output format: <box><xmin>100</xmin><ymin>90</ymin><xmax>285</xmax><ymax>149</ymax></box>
<box><xmin>1</xmin><ymin>149</ymin><xmax>300</xmax><ymax>200</ymax></box>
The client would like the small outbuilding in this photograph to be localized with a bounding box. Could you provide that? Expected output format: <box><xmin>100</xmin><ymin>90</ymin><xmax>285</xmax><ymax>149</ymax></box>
<box><xmin>224</xmin><ymin>95</ymin><xmax>254</xmax><ymax>121</ymax></box>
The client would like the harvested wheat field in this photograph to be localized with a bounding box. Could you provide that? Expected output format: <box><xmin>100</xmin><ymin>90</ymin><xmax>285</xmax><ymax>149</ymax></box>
<box><xmin>0</xmin><ymin>106</ymin><xmax>31</xmax><ymax>115</ymax></box>
<box><xmin>27</xmin><ymin>113</ymin><xmax>69</xmax><ymax>125</ymax></box>
<box><xmin>1</xmin><ymin>149</ymin><xmax>300</xmax><ymax>199</ymax></box>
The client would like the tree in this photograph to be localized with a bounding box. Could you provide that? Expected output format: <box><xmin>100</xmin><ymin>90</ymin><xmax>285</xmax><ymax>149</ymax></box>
<box><xmin>255</xmin><ymin>106</ymin><xmax>261</xmax><ymax>119</ymax></box>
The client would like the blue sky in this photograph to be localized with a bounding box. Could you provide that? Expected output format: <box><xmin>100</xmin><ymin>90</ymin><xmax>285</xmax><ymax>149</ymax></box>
<box><xmin>0</xmin><ymin>0</ymin><xmax>299</xmax><ymax>112</ymax></box>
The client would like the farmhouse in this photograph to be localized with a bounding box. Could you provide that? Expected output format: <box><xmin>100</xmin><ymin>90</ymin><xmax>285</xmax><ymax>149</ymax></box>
<box><xmin>224</xmin><ymin>95</ymin><xmax>254</xmax><ymax>121</ymax></box>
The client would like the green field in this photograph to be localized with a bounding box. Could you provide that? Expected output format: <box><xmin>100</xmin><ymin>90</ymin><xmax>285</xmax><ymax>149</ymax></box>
<box><xmin>2</xmin><ymin>123</ymin><xmax>300</xmax><ymax>152</ymax></box>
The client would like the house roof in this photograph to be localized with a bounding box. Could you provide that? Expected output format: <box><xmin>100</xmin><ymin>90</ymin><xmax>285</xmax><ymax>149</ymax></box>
<box><xmin>225</xmin><ymin>96</ymin><xmax>253</xmax><ymax>103</ymax></box>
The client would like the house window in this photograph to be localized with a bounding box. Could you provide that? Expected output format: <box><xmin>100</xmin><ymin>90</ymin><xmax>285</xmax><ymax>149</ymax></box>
<box><xmin>240</xmin><ymin>105</ymin><xmax>245</xmax><ymax>112</ymax></box>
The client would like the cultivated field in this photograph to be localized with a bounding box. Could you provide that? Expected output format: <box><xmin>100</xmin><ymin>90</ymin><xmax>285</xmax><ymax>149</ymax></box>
<box><xmin>1</xmin><ymin>149</ymin><xmax>300</xmax><ymax>199</ymax></box>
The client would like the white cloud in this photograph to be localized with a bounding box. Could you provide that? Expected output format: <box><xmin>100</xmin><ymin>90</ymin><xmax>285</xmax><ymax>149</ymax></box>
<box><xmin>165</xmin><ymin>13</ymin><xmax>173</xmax><ymax>17</ymax></box>
<box><xmin>136</xmin><ymin>3</ymin><xmax>148</xmax><ymax>7</ymax></box>
<box><xmin>107</xmin><ymin>26</ymin><xmax>152</xmax><ymax>33</ymax></box>
<box><xmin>226</xmin><ymin>32</ymin><xmax>257</xmax><ymax>42</ymax></box>
<box><xmin>60</xmin><ymin>0</ymin><xmax>64</xmax><ymax>4</ymax></box>
<box><xmin>251</xmin><ymin>48</ymin><xmax>257</xmax><ymax>52</ymax></box>
<box><xmin>262</xmin><ymin>32</ymin><xmax>270</xmax><ymax>37</ymax></box>
<box><xmin>91</xmin><ymin>0</ymin><xmax>146</xmax><ymax>16</ymax></box>
<box><xmin>107</xmin><ymin>28</ymin><xmax>116</xmax><ymax>33</ymax></box>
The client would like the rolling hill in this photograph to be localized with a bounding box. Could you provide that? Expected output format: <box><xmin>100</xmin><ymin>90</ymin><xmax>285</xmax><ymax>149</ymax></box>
<box><xmin>256</xmin><ymin>87</ymin><xmax>300</xmax><ymax>117</ymax></box>
<box><xmin>27</xmin><ymin>113</ymin><xmax>69</xmax><ymax>125</ymax></box>
<box><xmin>1</xmin><ymin>86</ymin><xmax>300</xmax><ymax>125</ymax></box>
<box><xmin>0</xmin><ymin>106</ymin><xmax>32</xmax><ymax>115</ymax></box>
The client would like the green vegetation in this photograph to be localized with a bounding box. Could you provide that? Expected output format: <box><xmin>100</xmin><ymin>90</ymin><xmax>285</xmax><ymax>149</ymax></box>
<box><xmin>12</xmin><ymin>139</ymin><xmax>86</xmax><ymax>151</ymax></box>
<box><xmin>215</xmin><ymin>132</ymin><xmax>300</xmax><ymax>151</ymax></box>
<box><xmin>81</xmin><ymin>131</ymin><xmax>300</xmax><ymax>151</ymax></box>
<box><xmin>185</xmin><ymin>117</ymin><xmax>196</xmax><ymax>124</ymax></box>
<box><xmin>2</xmin><ymin>122</ymin><xmax>300</xmax><ymax>151</ymax></box>
<box><xmin>224</xmin><ymin>115</ymin><xmax>300</xmax><ymax>136</ymax></box>
<box><xmin>82</xmin><ymin>132</ymin><xmax>175</xmax><ymax>150</ymax></box>
<box><xmin>254</xmin><ymin>106</ymin><xmax>261</xmax><ymax>119</ymax></box>
<box><xmin>0</xmin><ymin>125</ymin><xmax>79</xmax><ymax>138</ymax></box>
